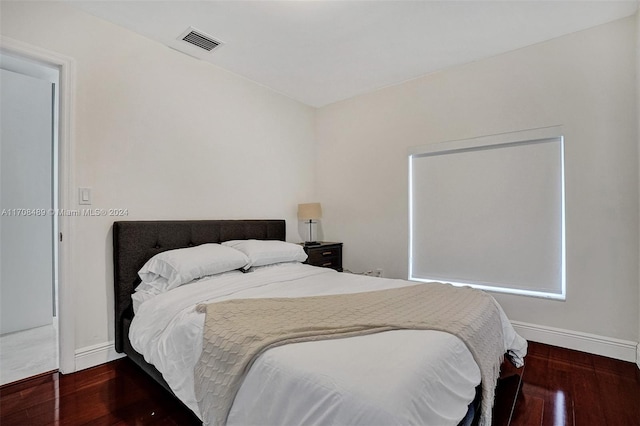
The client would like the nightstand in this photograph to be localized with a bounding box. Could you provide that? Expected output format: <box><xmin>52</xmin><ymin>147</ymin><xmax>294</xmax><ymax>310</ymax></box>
<box><xmin>302</xmin><ymin>242</ymin><xmax>343</xmax><ymax>272</ymax></box>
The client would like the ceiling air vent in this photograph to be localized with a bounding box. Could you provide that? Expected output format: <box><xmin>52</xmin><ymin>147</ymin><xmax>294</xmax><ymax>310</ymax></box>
<box><xmin>178</xmin><ymin>27</ymin><xmax>223</xmax><ymax>52</ymax></box>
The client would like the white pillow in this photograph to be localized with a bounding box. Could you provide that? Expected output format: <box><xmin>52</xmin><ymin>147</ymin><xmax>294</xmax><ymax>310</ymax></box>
<box><xmin>137</xmin><ymin>243</ymin><xmax>249</xmax><ymax>293</ymax></box>
<box><xmin>221</xmin><ymin>239</ymin><xmax>307</xmax><ymax>270</ymax></box>
<box><xmin>135</xmin><ymin>277</ymin><xmax>170</xmax><ymax>296</ymax></box>
<box><xmin>131</xmin><ymin>286</ymin><xmax>158</xmax><ymax>313</ymax></box>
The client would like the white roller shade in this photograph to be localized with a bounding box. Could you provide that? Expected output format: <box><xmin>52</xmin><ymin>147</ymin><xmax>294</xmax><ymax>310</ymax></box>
<box><xmin>409</xmin><ymin>127</ymin><xmax>565</xmax><ymax>299</ymax></box>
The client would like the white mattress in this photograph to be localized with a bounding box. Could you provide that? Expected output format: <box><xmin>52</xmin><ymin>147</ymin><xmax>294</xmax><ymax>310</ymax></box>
<box><xmin>130</xmin><ymin>263</ymin><xmax>527</xmax><ymax>426</ymax></box>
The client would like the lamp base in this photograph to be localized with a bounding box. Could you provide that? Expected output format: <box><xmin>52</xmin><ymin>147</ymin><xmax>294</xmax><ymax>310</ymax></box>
<box><xmin>303</xmin><ymin>241</ymin><xmax>321</xmax><ymax>246</ymax></box>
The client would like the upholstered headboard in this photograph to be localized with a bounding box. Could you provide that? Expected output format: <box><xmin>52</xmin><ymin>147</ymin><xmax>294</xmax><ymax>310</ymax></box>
<box><xmin>112</xmin><ymin>219</ymin><xmax>286</xmax><ymax>352</ymax></box>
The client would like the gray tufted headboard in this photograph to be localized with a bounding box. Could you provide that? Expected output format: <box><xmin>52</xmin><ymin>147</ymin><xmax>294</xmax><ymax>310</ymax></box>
<box><xmin>112</xmin><ymin>219</ymin><xmax>286</xmax><ymax>353</ymax></box>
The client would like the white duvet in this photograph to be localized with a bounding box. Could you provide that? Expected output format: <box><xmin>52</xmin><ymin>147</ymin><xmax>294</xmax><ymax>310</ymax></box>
<box><xmin>130</xmin><ymin>263</ymin><xmax>527</xmax><ymax>426</ymax></box>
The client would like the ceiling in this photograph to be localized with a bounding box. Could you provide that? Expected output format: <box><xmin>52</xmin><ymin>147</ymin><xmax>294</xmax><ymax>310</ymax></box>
<box><xmin>68</xmin><ymin>1</ymin><xmax>638</xmax><ymax>107</ymax></box>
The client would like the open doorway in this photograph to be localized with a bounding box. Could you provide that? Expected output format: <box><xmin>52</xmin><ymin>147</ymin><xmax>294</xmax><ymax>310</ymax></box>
<box><xmin>0</xmin><ymin>52</ymin><xmax>59</xmax><ymax>385</ymax></box>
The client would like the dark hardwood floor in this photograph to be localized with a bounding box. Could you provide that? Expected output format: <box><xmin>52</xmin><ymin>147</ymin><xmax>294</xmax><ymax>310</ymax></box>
<box><xmin>1</xmin><ymin>341</ymin><xmax>639</xmax><ymax>425</ymax></box>
<box><xmin>494</xmin><ymin>341</ymin><xmax>640</xmax><ymax>426</ymax></box>
<box><xmin>0</xmin><ymin>358</ymin><xmax>200</xmax><ymax>425</ymax></box>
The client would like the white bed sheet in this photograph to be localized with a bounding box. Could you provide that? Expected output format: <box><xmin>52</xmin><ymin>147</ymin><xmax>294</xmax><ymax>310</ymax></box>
<box><xmin>130</xmin><ymin>263</ymin><xmax>527</xmax><ymax>426</ymax></box>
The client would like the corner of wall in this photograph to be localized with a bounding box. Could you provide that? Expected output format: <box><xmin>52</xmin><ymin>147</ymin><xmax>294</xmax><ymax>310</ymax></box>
<box><xmin>637</xmin><ymin>6</ymin><xmax>640</xmax><ymax>367</ymax></box>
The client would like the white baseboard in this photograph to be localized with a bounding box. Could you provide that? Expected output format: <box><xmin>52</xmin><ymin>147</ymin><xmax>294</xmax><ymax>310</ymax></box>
<box><xmin>511</xmin><ymin>320</ymin><xmax>638</xmax><ymax>364</ymax></box>
<box><xmin>74</xmin><ymin>341</ymin><xmax>125</xmax><ymax>372</ymax></box>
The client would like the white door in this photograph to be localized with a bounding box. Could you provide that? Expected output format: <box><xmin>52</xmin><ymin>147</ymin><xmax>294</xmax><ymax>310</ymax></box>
<box><xmin>0</xmin><ymin>68</ymin><xmax>54</xmax><ymax>334</ymax></box>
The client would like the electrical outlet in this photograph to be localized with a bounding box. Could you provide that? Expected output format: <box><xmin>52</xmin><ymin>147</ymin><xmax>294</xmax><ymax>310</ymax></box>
<box><xmin>363</xmin><ymin>269</ymin><xmax>383</xmax><ymax>278</ymax></box>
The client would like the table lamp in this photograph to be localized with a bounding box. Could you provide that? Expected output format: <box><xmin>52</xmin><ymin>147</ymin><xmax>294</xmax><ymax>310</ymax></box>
<box><xmin>297</xmin><ymin>203</ymin><xmax>322</xmax><ymax>246</ymax></box>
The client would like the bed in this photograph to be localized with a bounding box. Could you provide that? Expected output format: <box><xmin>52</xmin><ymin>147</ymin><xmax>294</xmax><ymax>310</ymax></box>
<box><xmin>113</xmin><ymin>219</ymin><xmax>527</xmax><ymax>426</ymax></box>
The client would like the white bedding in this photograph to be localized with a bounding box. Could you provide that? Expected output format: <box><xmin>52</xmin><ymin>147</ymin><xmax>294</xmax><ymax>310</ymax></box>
<box><xmin>130</xmin><ymin>263</ymin><xmax>527</xmax><ymax>426</ymax></box>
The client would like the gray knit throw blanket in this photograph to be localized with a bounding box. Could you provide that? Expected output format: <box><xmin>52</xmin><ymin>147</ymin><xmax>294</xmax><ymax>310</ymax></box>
<box><xmin>195</xmin><ymin>283</ymin><xmax>504</xmax><ymax>426</ymax></box>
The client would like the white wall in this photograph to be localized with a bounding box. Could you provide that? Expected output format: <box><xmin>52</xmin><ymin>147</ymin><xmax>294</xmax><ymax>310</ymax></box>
<box><xmin>0</xmin><ymin>2</ymin><xmax>317</xmax><ymax>351</ymax></box>
<box><xmin>1</xmin><ymin>1</ymin><xmax>637</xmax><ymax>363</ymax></box>
<box><xmin>317</xmin><ymin>16</ymin><xmax>639</xmax><ymax>343</ymax></box>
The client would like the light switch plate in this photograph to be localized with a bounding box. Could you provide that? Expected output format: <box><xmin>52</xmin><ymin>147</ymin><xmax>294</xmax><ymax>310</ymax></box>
<box><xmin>78</xmin><ymin>187</ymin><xmax>91</xmax><ymax>205</ymax></box>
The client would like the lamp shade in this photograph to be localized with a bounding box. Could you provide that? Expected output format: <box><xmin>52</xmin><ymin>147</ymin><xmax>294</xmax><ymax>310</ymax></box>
<box><xmin>297</xmin><ymin>203</ymin><xmax>322</xmax><ymax>220</ymax></box>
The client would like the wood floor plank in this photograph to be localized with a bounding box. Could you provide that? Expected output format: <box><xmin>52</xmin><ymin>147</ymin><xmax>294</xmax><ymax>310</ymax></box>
<box><xmin>521</xmin><ymin>350</ymin><xmax>576</xmax><ymax>426</ymax></box>
<box><xmin>594</xmin><ymin>365</ymin><xmax>640</xmax><ymax>425</ymax></box>
<box><xmin>571</xmin><ymin>366</ymin><xmax>607</xmax><ymax>426</ymax></box>
<box><xmin>0</xmin><ymin>407</ymin><xmax>31</xmax><ymax>426</ymax></box>
<box><xmin>0</xmin><ymin>371</ymin><xmax>56</xmax><ymax>397</ymax></box>
<box><xmin>494</xmin><ymin>371</ymin><xmax>523</xmax><ymax>426</ymax></box>
<box><xmin>507</xmin><ymin>390</ymin><xmax>545</xmax><ymax>426</ymax></box>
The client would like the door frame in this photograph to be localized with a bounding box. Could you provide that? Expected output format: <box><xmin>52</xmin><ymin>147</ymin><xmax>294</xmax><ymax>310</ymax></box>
<box><xmin>1</xmin><ymin>36</ymin><xmax>76</xmax><ymax>373</ymax></box>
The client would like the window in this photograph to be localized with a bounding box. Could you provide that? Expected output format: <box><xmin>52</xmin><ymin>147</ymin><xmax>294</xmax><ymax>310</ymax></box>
<box><xmin>408</xmin><ymin>127</ymin><xmax>565</xmax><ymax>299</ymax></box>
